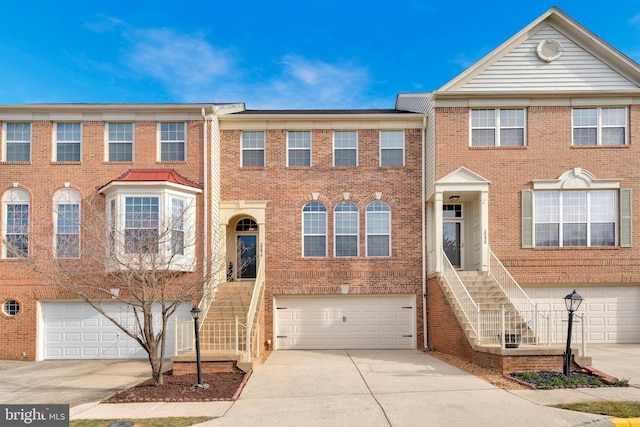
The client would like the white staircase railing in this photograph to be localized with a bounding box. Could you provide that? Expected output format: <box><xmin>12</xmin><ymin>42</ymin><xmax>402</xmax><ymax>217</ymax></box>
<box><xmin>245</xmin><ymin>260</ymin><xmax>265</xmax><ymax>362</ymax></box>
<box><xmin>488</xmin><ymin>247</ymin><xmax>538</xmax><ymax>339</ymax></box>
<box><xmin>441</xmin><ymin>249</ymin><xmax>479</xmax><ymax>335</ymax></box>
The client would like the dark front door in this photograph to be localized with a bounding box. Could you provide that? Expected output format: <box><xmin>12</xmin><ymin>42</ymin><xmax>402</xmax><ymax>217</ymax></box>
<box><xmin>237</xmin><ymin>235</ymin><xmax>257</xmax><ymax>279</ymax></box>
<box><xmin>443</xmin><ymin>222</ymin><xmax>461</xmax><ymax>268</ymax></box>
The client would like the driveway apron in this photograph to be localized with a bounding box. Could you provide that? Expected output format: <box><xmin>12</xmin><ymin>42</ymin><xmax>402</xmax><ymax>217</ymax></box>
<box><xmin>201</xmin><ymin>350</ymin><xmax>610</xmax><ymax>427</ymax></box>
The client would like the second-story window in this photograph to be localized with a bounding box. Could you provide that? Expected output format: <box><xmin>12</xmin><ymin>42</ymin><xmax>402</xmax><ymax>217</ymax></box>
<box><xmin>573</xmin><ymin>107</ymin><xmax>627</xmax><ymax>146</ymax></box>
<box><xmin>241</xmin><ymin>131</ymin><xmax>265</xmax><ymax>167</ymax></box>
<box><xmin>2</xmin><ymin>188</ymin><xmax>30</xmax><ymax>258</ymax></box>
<box><xmin>366</xmin><ymin>201</ymin><xmax>391</xmax><ymax>257</ymax></box>
<box><xmin>380</xmin><ymin>130</ymin><xmax>404</xmax><ymax>166</ymax></box>
<box><xmin>54</xmin><ymin>189</ymin><xmax>81</xmax><ymax>258</ymax></box>
<box><xmin>287</xmin><ymin>131</ymin><xmax>311</xmax><ymax>167</ymax></box>
<box><xmin>470</xmin><ymin>109</ymin><xmax>525</xmax><ymax>147</ymax></box>
<box><xmin>333</xmin><ymin>131</ymin><xmax>357</xmax><ymax>166</ymax></box>
<box><xmin>55</xmin><ymin>123</ymin><xmax>81</xmax><ymax>162</ymax></box>
<box><xmin>334</xmin><ymin>201</ymin><xmax>359</xmax><ymax>257</ymax></box>
<box><xmin>302</xmin><ymin>201</ymin><xmax>326</xmax><ymax>257</ymax></box>
<box><xmin>108</xmin><ymin>123</ymin><xmax>134</xmax><ymax>162</ymax></box>
<box><xmin>160</xmin><ymin>122</ymin><xmax>186</xmax><ymax>161</ymax></box>
<box><xmin>5</xmin><ymin>123</ymin><xmax>31</xmax><ymax>162</ymax></box>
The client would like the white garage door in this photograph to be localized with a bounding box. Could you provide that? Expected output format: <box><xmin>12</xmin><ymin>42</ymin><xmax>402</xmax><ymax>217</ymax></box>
<box><xmin>526</xmin><ymin>287</ymin><xmax>640</xmax><ymax>343</ymax></box>
<box><xmin>41</xmin><ymin>302</ymin><xmax>192</xmax><ymax>359</ymax></box>
<box><xmin>275</xmin><ymin>295</ymin><xmax>415</xmax><ymax>350</ymax></box>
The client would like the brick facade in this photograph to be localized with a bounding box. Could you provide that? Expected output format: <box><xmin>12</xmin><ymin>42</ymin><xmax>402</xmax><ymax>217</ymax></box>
<box><xmin>220</xmin><ymin>124</ymin><xmax>425</xmax><ymax>348</ymax></box>
<box><xmin>435</xmin><ymin>105</ymin><xmax>640</xmax><ymax>286</ymax></box>
<box><xmin>0</xmin><ymin>113</ymin><xmax>207</xmax><ymax>360</ymax></box>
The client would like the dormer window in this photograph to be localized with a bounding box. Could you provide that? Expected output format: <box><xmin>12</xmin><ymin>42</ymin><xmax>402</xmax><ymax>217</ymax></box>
<box><xmin>98</xmin><ymin>170</ymin><xmax>202</xmax><ymax>272</ymax></box>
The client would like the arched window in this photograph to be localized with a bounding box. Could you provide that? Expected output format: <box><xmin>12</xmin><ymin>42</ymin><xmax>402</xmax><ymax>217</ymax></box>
<box><xmin>334</xmin><ymin>201</ymin><xmax>358</xmax><ymax>257</ymax></box>
<box><xmin>302</xmin><ymin>201</ymin><xmax>327</xmax><ymax>257</ymax></box>
<box><xmin>236</xmin><ymin>218</ymin><xmax>258</xmax><ymax>232</ymax></box>
<box><xmin>2</xmin><ymin>188</ymin><xmax>30</xmax><ymax>258</ymax></box>
<box><xmin>366</xmin><ymin>201</ymin><xmax>391</xmax><ymax>257</ymax></box>
<box><xmin>54</xmin><ymin>189</ymin><xmax>81</xmax><ymax>258</ymax></box>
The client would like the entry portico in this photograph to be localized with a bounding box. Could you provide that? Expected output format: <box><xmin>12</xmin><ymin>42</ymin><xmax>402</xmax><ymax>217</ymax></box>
<box><xmin>427</xmin><ymin>167</ymin><xmax>490</xmax><ymax>274</ymax></box>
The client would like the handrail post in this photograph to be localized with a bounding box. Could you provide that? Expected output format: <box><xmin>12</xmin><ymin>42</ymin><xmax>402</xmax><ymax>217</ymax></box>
<box><xmin>174</xmin><ymin>317</ymin><xmax>178</xmax><ymax>355</ymax></box>
<box><xmin>580</xmin><ymin>313</ymin><xmax>587</xmax><ymax>357</ymax></box>
<box><xmin>534</xmin><ymin>303</ymin><xmax>538</xmax><ymax>344</ymax></box>
<box><xmin>235</xmin><ymin>316</ymin><xmax>239</xmax><ymax>355</ymax></box>
<box><xmin>256</xmin><ymin>322</ymin><xmax>260</xmax><ymax>359</ymax></box>
<box><xmin>500</xmin><ymin>304</ymin><xmax>505</xmax><ymax>349</ymax></box>
<box><xmin>547</xmin><ymin>314</ymin><xmax>552</xmax><ymax>346</ymax></box>
<box><xmin>476</xmin><ymin>305</ymin><xmax>481</xmax><ymax>342</ymax></box>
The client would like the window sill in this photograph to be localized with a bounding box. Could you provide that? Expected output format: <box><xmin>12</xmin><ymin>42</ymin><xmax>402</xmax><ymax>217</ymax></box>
<box><xmin>104</xmin><ymin>161</ymin><xmax>134</xmax><ymax>164</ymax></box>
<box><xmin>571</xmin><ymin>145</ymin><xmax>629</xmax><ymax>149</ymax></box>
<box><xmin>0</xmin><ymin>161</ymin><xmax>32</xmax><ymax>165</ymax></box>
<box><xmin>156</xmin><ymin>161</ymin><xmax>187</xmax><ymax>164</ymax></box>
<box><xmin>51</xmin><ymin>161</ymin><xmax>82</xmax><ymax>165</ymax></box>
<box><xmin>240</xmin><ymin>166</ymin><xmax>266</xmax><ymax>170</ymax></box>
<box><xmin>469</xmin><ymin>146</ymin><xmax>527</xmax><ymax>150</ymax></box>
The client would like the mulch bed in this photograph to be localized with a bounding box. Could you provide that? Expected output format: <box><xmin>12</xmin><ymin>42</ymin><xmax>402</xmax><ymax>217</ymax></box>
<box><xmin>102</xmin><ymin>371</ymin><xmax>250</xmax><ymax>403</ymax></box>
<box><xmin>507</xmin><ymin>369</ymin><xmax>629</xmax><ymax>390</ymax></box>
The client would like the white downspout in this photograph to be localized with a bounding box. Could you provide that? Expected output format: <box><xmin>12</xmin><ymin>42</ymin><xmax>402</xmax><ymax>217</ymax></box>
<box><xmin>201</xmin><ymin>108</ymin><xmax>209</xmax><ymax>284</ymax></box>
<box><xmin>421</xmin><ymin>114</ymin><xmax>428</xmax><ymax>350</ymax></box>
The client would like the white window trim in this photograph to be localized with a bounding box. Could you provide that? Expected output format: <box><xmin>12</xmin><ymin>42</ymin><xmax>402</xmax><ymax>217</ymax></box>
<box><xmin>379</xmin><ymin>130</ymin><xmax>405</xmax><ymax>166</ymax></box>
<box><xmin>365</xmin><ymin>201</ymin><xmax>392</xmax><ymax>257</ymax></box>
<box><xmin>302</xmin><ymin>201</ymin><xmax>327</xmax><ymax>257</ymax></box>
<box><xmin>287</xmin><ymin>131</ymin><xmax>312</xmax><ymax>167</ymax></box>
<box><xmin>2</xmin><ymin>188</ymin><xmax>30</xmax><ymax>259</ymax></box>
<box><xmin>53</xmin><ymin>122</ymin><xmax>82</xmax><ymax>162</ymax></box>
<box><xmin>53</xmin><ymin>188</ymin><xmax>82</xmax><ymax>259</ymax></box>
<box><xmin>469</xmin><ymin>108</ymin><xmax>527</xmax><ymax>147</ymax></box>
<box><xmin>333</xmin><ymin>130</ymin><xmax>358</xmax><ymax>167</ymax></box>
<box><xmin>3</xmin><ymin>122</ymin><xmax>32</xmax><ymax>162</ymax></box>
<box><xmin>157</xmin><ymin>122</ymin><xmax>187</xmax><ymax>162</ymax></box>
<box><xmin>105</xmin><ymin>122</ymin><xmax>135</xmax><ymax>162</ymax></box>
<box><xmin>102</xmin><ymin>185</ymin><xmax>199</xmax><ymax>272</ymax></box>
<box><xmin>240</xmin><ymin>130</ymin><xmax>266</xmax><ymax>167</ymax></box>
<box><xmin>571</xmin><ymin>107</ymin><xmax>628</xmax><ymax>146</ymax></box>
<box><xmin>334</xmin><ymin>201</ymin><xmax>359</xmax><ymax>257</ymax></box>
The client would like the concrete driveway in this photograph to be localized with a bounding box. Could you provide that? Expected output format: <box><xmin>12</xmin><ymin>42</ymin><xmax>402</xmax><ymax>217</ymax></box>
<box><xmin>199</xmin><ymin>350</ymin><xmax>611</xmax><ymax>427</ymax></box>
<box><xmin>0</xmin><ymin>359</ymin><xmax>150</xmax><ymax>406</ymax></box>
<box><xmin>589</xmin><ymin>344</ymin><xmax>640</xmax><ymax>385</ymax></box>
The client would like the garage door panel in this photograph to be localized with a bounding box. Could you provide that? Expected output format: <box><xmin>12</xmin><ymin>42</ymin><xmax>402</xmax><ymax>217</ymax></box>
<box><xmin>276</xmin><ymin>295</ymin><xmax>415</xmax><ymax>350</ymax></box>
<box><xmin>42</xmin><ymin>302</ymin><xmax>190</xmax><ymax>359</ymax></box>
<box><xmin>526</xmin><ymin>286</ymin><xmax>640</xmax><ymax>344</ymax></box>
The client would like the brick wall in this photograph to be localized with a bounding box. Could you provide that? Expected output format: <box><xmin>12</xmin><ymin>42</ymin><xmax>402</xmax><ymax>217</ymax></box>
<box><xmin>0</xmin><ymin>117</ymin><xmax>206</xmax><ymax>360</ymax></box>
<box><xmin>435</xmin><ymin>105</ymin><xmax>640</xmax><ymax>285</ymax></box>
<box><xmin>220</xmin><ymin>126</ymin><xmax>424</xmax><ymax>347</ymax></box>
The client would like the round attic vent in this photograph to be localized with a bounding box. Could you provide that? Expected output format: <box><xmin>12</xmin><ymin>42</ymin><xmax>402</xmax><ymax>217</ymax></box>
<box><xmin>536</xmin><ymin>39</ymin><xmax>563</xmax><ymax>62</ymax></box>
<box><xmin>536</xmin><ymin>38</ymin><xmax>563</xmax><ymax>62</ymax></box>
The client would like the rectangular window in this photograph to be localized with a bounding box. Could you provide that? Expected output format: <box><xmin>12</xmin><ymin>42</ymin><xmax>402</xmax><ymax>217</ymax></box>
<box><xmin>171</xmin><ymin>198</ymin><xmax>185</xmax><ymax>256</ymax></box>
<box><xmin>471</xmin><ymin>109</ymin><xmax>525</xmax><ymax>147</ymax></box>
<box><xmin>333</xmin><ymin>131</ymin><xmax>357</xmax><ymax>166</ymax></box>
<box><xmin>380</xmin><ymin>130</ymin><xmax>404</xmax><ymax>166</ymax></box>
<box><xmin>287</xmin><ymin>131</ymin><xmax>311</xmax><ymax>167</ymax></box>
<box><xmin>5</xmin><ymin>123</ymin><xmax>31</xmax><ymax>162</ymax></box>
<box><xmin>108</xmin><ymin>123</ymin><xmax>134</xmax><ymax>162</ymax></box>
<box><xmin>5</xmin><ymin>203</ymin><xmax>29</xmax><ymax>257</ymax></box>
<box><xmin>573</xmin><ymin>107</ymin><xmax>627</xmax><ymax>145</ymax></box>
<box><xmin>124</xmin><ymin>197</ymin><xmax>159</xmax><ymax>254</ymax></box>
<box><xmin>56</xmin><ymin>203</ymin><xmax>80</xmax><ymax>258</ymax></box>
<box><xmin>55</xmin><ymin>123</ymin><xmax>81</xmax><ymax>162</ymax></box>
<box><xmin>241</xmin><ymin>131</ymin><xmax>265</xmax><ymax>167</ymax></box>
<box><xmin>534</xmin><ymin>190</ymin><xmax>616</xmax><ymax>247</ymax></box>
<box><xmin>160</xmin><ymin>122</ymin><xmax>186</xmax><ymax>161</ymax></box>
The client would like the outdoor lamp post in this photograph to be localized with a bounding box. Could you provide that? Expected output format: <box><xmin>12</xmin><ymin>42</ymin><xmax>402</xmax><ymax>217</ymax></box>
<box><xmin>190</xmin><ymin>306</ymin><xmax>208</xmax><ymax>389</ymax></box>
<box><xmin>563</xmin><ymin>290</ymin><xmax>584</xmax><ymax>377</ymax></box>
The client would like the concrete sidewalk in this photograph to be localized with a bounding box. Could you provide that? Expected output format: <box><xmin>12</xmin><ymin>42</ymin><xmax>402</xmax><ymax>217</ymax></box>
<box><xmin>71</xmin><ymin>350</ymin><xmax>618</xmax><ymax>426</ymax></box>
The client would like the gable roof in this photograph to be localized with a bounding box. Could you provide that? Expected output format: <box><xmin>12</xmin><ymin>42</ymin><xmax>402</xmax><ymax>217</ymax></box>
<box><xmin>437</xmin><ymin>7</ymin><xmax>640</xmax><ymax>95</ymax></box>
<box><xmin>97</xmin><ymin>169</ymin><xmax>203</xmax><ymax>193</ymax></box>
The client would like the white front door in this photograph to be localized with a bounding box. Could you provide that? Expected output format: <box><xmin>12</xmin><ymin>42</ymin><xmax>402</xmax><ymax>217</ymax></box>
<box><xmin>275</xmin><ymin>295</ymin><xmax>415</xmax><ymax>350</ymax></box>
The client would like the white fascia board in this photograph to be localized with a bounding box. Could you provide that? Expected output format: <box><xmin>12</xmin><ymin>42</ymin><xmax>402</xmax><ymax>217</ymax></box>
<box><xmin>99</xmin><ymin>180</ymin><xmax>203</xmax><ymax>196</ymax></box>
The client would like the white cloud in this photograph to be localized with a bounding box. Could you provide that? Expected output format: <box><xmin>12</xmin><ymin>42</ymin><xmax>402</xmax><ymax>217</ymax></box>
<box><xmin>126</xmin><ymin>28</ymin><xmax>230</xmax><ymax>88</ymax></box>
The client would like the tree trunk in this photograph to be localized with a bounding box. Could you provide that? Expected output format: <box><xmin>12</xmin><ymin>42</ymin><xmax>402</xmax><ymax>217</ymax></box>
<box><xmin>148</xmin><ymin>341</ymin><xmax>164</xmax><ymax>385</ymax></box>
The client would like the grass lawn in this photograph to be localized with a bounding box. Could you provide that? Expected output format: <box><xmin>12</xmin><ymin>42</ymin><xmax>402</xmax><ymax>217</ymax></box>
<box><xmin>70</xmin><ymin>417</ymin><xmax>212</xmax><ymax>427</ymax></box>
<box><xmin>553</xmin><ymin>401</ymin><xmax>640</xmax><ymax>418</ymax></box>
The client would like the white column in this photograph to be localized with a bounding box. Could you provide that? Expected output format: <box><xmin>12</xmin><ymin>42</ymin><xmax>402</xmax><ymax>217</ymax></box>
<box><xmin>434</xmin><ymin>192</ymin><xmax>443</xmax><ymax>273</ymax></box>
<box><xmin>480</xmin><ymin>190</ymin><xmax>489</xmax><ymax>272</ymax></box>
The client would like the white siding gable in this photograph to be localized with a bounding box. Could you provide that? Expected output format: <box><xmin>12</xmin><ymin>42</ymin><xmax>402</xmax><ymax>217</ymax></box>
<box><xmin>456</xmin><ymin>25</ymin><xmax>638</xmax><ymax>92</ymax></box>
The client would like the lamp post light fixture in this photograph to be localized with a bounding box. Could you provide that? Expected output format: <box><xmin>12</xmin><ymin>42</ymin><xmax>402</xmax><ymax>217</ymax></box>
<box><xmin>190</xmin><ymin>306</ymin><xmax>209</xmax><ymax>390</ymax></box>
<box><xmin>563</xmin><ymin>290</ymin><xmax>584</xmax><ymax>377</ymax></box>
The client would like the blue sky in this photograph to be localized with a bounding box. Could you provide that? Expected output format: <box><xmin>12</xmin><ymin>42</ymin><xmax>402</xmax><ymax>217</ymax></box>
<box><xmin>1</xmin><ymin>1</ymin><xmax>639</xmax><ymax>109</ymax></box>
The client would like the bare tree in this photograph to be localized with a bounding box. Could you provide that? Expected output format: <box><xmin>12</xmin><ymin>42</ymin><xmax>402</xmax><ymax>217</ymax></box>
<box><xmin>4</xmin><ymin>190</ymin><xmax>223</xmax><ymax>386</ymax></box>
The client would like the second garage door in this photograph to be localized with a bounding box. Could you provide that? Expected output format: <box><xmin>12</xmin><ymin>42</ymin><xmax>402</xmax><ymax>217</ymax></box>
<box><xmin>275</xmin><ymin>295</ymin><xmax>415</xmax><ymax>350</ymax></box>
